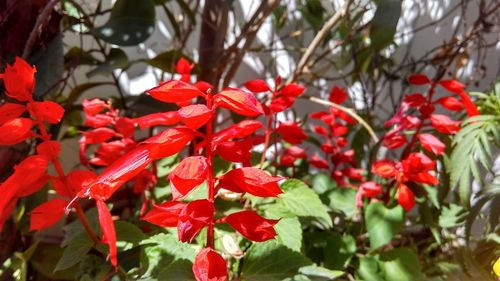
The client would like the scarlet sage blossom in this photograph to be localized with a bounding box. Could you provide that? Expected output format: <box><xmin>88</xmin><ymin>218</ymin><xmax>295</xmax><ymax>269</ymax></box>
<box><xmin>418</xmin><ymin>133</ymin><xmax>445</xmax><ymax>155</ymax></box>
<box><xmin>169</xmin><ymin>156</ymin><xmax>208</xmax><ymax>198</ymax></box>
<box><xmin>214</xmin><ymin>88</ymin><xmax>264</xmax><ymax>117</ymax></box>
<box><xmin>193</xmin><ymin>248</ymin><xmax>227</xmax><ymax>281</ymax></box>
<box><xmin>96</xmin><ymin>199</ymin><xmax>117</xmax><ymax>268</ymax></box>
<box><xmin>133</xmin><ymin>111</ymin><xmax>180</xmax><ymax>129</ymax></box>
<box><xmin>0</xmin><ymin>118</ymin><xmax>34</xmax><ymax>145</ymax></box>
<box><xmin>143</xmin><ymin>201</ymin><xmax>186</xmax><ymax>227</ymax></box>
<box><xmin>0</xmin><ymin>103</ymin><xmax>26</xmax><ymax>123</ymax></box>
<box><xmin>276</xmin><ymin>122</ymin><xmax>307</xmax><ymax>145</ymax></box>
<box><xmin>225</xmin><ymin>210</ymin><xmax>278</xmax><ymax>242</ymax></box>
<box><xmin>147</xmin><ymin>80</ymin><xmax>205</xmax><ymax>103</ymax></box>
<box><xmin>244</xmin><ymin>79</ymin><xmax>270</xmax><ymax>93</ymax></box>
<box><xmin>30</xmin><ymin>198</ymin><xmax>68</xmax><ymax>231</ymax></box>
<box><xmin>218</xmin><ymin>167</ymin><xmax>283</xmax><ymax>197</ymax></box>
<box><xmin>178</xmin><ymin>104</ymin><xmax>213</xmax><ymax>129</ymax></box>
<box><xmin>0</xmin><ymin>57</ymin><xmax>36</xmax><ymax>101</ymax></box>
<box><xmin>29</xmin><ymin>101</ymin><xmax>65</xmax><ymax>124</ymax></box>
<box><xmin>215</xmin><ymin>139</ymin><xmax>253</xmax><ymax>166</ymax></box>
<box><xmin>211</xmin><ymin>120</ymin><xmax>263</xmax><ymax>147</ymax></box>
<box><xmin>178</xmin><ymin>200</ymin><xmax>214</xmax><ymax>242</ymax></box>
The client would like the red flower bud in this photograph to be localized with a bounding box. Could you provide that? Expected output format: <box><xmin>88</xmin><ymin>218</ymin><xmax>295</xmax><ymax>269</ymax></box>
<box><xmin>225</xmin><ymin>210</ymin><xmax>278</xmax><ymax>242</ymax></box>
<box><xmin>193</xmin><ymin>248</ymin><xmax>227</xmax><ymax>281</ymax></box>
<box><xmin>214</xmin><ymin>88</ymin><xmax>264</xmax><ymax>117</ymax></box>
<box><xmin>218</xmin><ymin>167</ymin><xmax>283</xmax><ymax>197</ymax></box>
<box><xmin>244</xmin><ymin>79</ymin><xmax>270</xmax><ymax>93</ymax></box>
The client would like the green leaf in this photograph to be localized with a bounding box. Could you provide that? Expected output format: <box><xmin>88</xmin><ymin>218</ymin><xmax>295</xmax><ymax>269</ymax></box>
<box><xmin>439</xmin><ymin>204</ymin><xmax>468</xmax><ymax>228</ymax></box>
<box><xmin>357</xmin><ymin>256</ymin><xmax>383</xmax><ymax>281</ymax></box>
<box><xmin>279</xmin><ymin>179</ymin><xmax>332</xmax><ymax>228</ymax></box>
<box><xmin>87</xmin><ymin>48</ymin><xmax>128</xmax><ymax>78</ymax></box>
<box><xmin>93</xmin><ymin>0</ymin><xmax>156</xmax><ymax>46</ymax></box>
<box><xmin>242</xmin><ymin>240</ymin><xmax>312</xmax><ymax>281</ymax></box>
<box><xmin>298</xmin><ymin>265</ymin><xmax>344</xmax><ymax>280</ymax></box>
<box><xmin>271</xmin><ymin>214</ymin><xmax>302</xmax><ymax>252</ymax></box>
<box><xmin>54</xmin><ymin>232</ymin><xmax>93</xmax><ymax>272</ymax></box>
<box><xmin>324</xmin><ymin>234</ymin><xmax>356</xmax><ymax>270</ymax></box>
<box><xmin>379</xmin><ymin>248</ymin><xmax>422</xmax><ymax>281</ymax></box>
<box><xmin>312</xmin><ymin>173</ymin><xmax>335</xmax><ymax>195</ymax></box>
<box><xmin>364</xmin><ymin>202</ymin><xmax>404</xmax><ymax>250</ymax></box>
<box><xmin>326</xmin><ymin>188</ymin><xmax>357</xmax><ymax>219</ymax></box>
<box><xmin>299</xmin><ymin>0</ymin><xmax>325</xmax><ymax>31</ymax></box>
<box><xmin>369</xmin><ymin>0</ymin><xmax>402</xmax><ymax>51</ymax></box>
<box><xmin>115</xmin><ymin>221</ymin><xmax>146</xmax><ymax>250</ymax></box>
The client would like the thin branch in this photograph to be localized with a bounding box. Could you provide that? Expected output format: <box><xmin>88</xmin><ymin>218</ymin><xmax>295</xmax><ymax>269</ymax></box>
<box><xmin>22</xmin><ymin>0</ymin><xmax>59</xmax><ymax>59</ymax></box>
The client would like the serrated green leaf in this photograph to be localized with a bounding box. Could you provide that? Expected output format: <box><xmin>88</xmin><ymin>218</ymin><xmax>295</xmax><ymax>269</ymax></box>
<box><xmin>326</xmin><ymin>188</ymin><xmax>357</xmax><ymax>219</ymax></box>
<box><xmin>364</xmin><ymin>202</ymin><xmax>404</xmax><ymax>250</ymax></box>
<box><xmin>54</xmin><ymin>232</ymin><xmax>93</xmax><ymax>272</ymax></box>
<box><xmin>312</xmin><ymin>173</ymin><xmax>335</xmax><ymax>195</ymax></box>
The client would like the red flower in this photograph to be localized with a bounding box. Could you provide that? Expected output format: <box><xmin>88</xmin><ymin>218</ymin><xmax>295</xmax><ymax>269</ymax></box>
<box><xmin>176</xmin><ymin>57</ymin><xmax>194</xmax><ymax>82</ymax></box>
<box><xmin>115</xmin><ymin>117</ymin><xmax>135</xmax><ymax>138</ymax></box>
<box><xmin>53</xmin><ymin>170</ymin><xmax>97</xmax><ymax>198</ymax></box>
<box><xmin>147</xmin><ymin>80</ymin><xmax>205</xmax><ymax>103</ymax></box>
<box><xmin>143</xmin><ymin>127</ymin><xmax>194</xmax><ymax>159</ymax></box>
<box><xmin>30</xmin><ymin>101</ymin><xmax>65</xmax><ymax>124</ymax></box>
<box><xmin>214</xmin><ymin>89</ymin><xmax>264</xmax><ymax>117</ymax></box>
<box><xmin>193</xmin><ymin>248</ymin><xmax>227</xmax><ymax>281</ymax></box>
<box><xmin>96</xmin><ymin>200</ymin><xmax>117</xmax><ymax>268</ymax></box>
<box><xmin>310</xmin><ymin>154</ymin><xmax>329</xmax><ymax>169</ymax></box>
<box><xmin>280</xmin><ymin>146</ymin><xmax>307</xmax><ymax>167</ymax></box>
<box><xmin>225</xmin><ymin>210</ymin><xmax>278</xmax><ymax>242</ymax></box>
<box><xmin>133</xmin><ymin>169</ymin><xmax>157</xmax><ymax>194</ymax></box>
<box><xmin>360</xmin><ymin>181</ymin><xmax>382</xmax><ymax>198</ymax></box>
<box><xmin>372</xmin><ymin>160</ymin><xmax>398</xmax><ymax>178</ymax></box>
<box><xmin>212</xmin><ymin>120</ymin><xmax>263</xmax><ymax>146</ymax></box>
<box><xmin>269</xmin><ymin>96</ymin><xmax>295</xmax><ymax>112</ymax></box>
<box><xmin>244</xmin><ymin>79</ymin><xmax>270</xmax><ymax>93</ymax></box>
<box><xmin>328</xmin><ymin>86</ymin><xmax>348</xmax><ymax>104</ymax></box>
<box><xmin>418</xmin><ymin>133</ymin><xmax>445</xmax><ymax>155</ymax></box>
<box><xmin>280</xmin><ymin>83</ymin><xmax>305</xmax><ymax>97</ymax></box>
<box><xmin>218</xmin><ymin>167</ymin><xmax>283</xmax><ymax>197</ymax></box>
<box><xmin>382</xmin><ymin>132</ymin><xmax>407</xmax><ymax>149</ymax></box>
<box><xmin>404</xmin><ymin>93</ymin><xmax>427</xmax><ymax>107</ymax></box>
<box><xmin>37</xmin><ymin>140</ymin><xmax>61</xmax><ymax>159</ymax></box>
<box><xmin>0</xmin><ymin>103</ymin><xmax>26</xmax><ymax>123</ymax></box>
<box><xmin>430</xmin><ymin>114</ymin><xmax>461</xmax><ymax>134</ymax></box>
<box><xmin>0</xmin><ymin>57</ymin><xmax>36</xmax><ymax>101</ymax></box>
<box><xmin>178</xmin><ymin>104</ymin><xmax>213</xmax><ymax>129</ymax></box>
<box><xmin>169</xmin><ymin>156</ymin><xmax>208</xmax><ymax>199</ymax></box>
<box><xmin>402</xmin><ymin>153</ymin><xmax>438</xmax><ymax>185</ymax></box>
<box><xmin>276</xmin><ymin>122</ymin><xmax>307</xmax><ymax>145</ymax></box>
<box><xmin>133</xmin><ymin>112</ymin><xmax>180</xmax><ymax>129</ymax></box>
<box><xmin>83</xmin><ymin>98</ymin><xmax>108</xmax><ymax>116</ymax></box>
<box><xmin>30</xmin><ymin>198</ymin><xmax>68</xmax><ymax>231</ymax></box>
<box><xmin>397</xmin><ymin>184</ymin><xmax>415</xmax><ymax>211</ymax></box>
<box><xmin>178</xmin><ymin>200</ymin><xmax>214</xmax><ymax>242</ymax></box>
<box><xmin>0</xmin><ymin>118</ymin><xmax>34</xmax><ymax>145</ymax></box>
<box><xmin>435</xmin><ymin>96</ymin><xmax>463</xmax><ymax>111</ymax></box>
<box><xmin>215</xmin><ymin>139</ymin><xmax>252</xmax><ymax>165</ymax></box>
<box><xmin>438</xmin><ymin>80</ymin><xmax>479</xmax><ymax>116</ymax></box>
<box><xmin>143</xmin><ymin>201</ymin><xmax>186</xmax><ymax>227</ymax></box>
<box><xmin>408</xmin><ymin>73</ymin><xmax>430</xmax><ymax>85</ymax></box>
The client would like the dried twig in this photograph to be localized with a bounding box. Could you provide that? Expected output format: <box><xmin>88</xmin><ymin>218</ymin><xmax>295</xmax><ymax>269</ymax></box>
<box><xmin>22</xmin><ymin>0</ymin><xmax>59</xmax><ymax>59</ymax></box>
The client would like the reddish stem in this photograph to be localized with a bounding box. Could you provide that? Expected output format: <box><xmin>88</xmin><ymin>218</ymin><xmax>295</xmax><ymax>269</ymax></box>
<box><xmin>205</xmin><ymin>90</ymin><xmax>215</xmax><ymax>248</ymax></box>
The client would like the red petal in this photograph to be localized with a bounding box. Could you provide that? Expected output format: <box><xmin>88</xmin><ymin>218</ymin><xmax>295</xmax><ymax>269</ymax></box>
<box><xmin>310</xmin><ymin>155</ymin><xmax>329</xmax><ymax>169</ymax></box>
<box><xmin>404</xmin><ymin>93</ymin><xmax>427</xmax><ymax>107</ymax></box>
<box><xmin>115</xmin><ymin>117</ymin><xmax>135</xmax><ymax>138</ymax></box>
<box><xmin>215</xmin><ymin>139</ymin><xmax>253</xmax><ymax>165</ymax></box>
<box><xmin>37</xmin><ymin>140</ymin><xmax>61</xmax><ymax>159</ymax></box>
<box><xmin>1</xmin><ymin>57</ymin><xmax>36</xmax><ymax>101</ymax></box>
<box><xmin>328</xmin><ymin>86</ymin><xmax>348</xmax><ymax>104</ymax></box>
<box><xmin>31</xmin><ymin>101</ymin><xmax>64</xmax><ymax>124</ymax></box>
<box><xmin>418</xmin><ymin>133</ymin><xmax>445</xmax><ymax>155</ymax></box>
<box><xmin>176</xmin><ymin>57</ymin><xmax>194</xmax><ymax>75</ymax></box>
<box><xmin>214</xmin><ymin>89</ymin><xmax>264</xmax><ymax>117</ymax></box>
<box><xmin>193</xmin><ymin>248</ymin><xmax>227</xmax><ymax>281</ymax></box>
<box><xmin>143</xmin><ymin>201</ymin><xmax>186</xmax><ymax>227</ymax></box>
<box><xmin>0</xmin><ymin>103</ymin><xmax>26</xmax><ymax>123</ymax></box>
<box><xmin>83</xmin><ymin>98</ymin><xmax>108</xmax><ymax>116</ymax></box>
<box><xmin>360</xmin><ymin>181</ymin><xmax>382</xmax><ymax>198</ymax></box>
<box><xmin>85</xmin><ymin>114</ymin><xmax>114</xmax><ymax>128</ymax></box>
<box><xmin>81</xmin><ymin>128</ymin><xmax>117</xmax><ymax>145</ymax></box>
<box><xmin>133</xmin><ymin>112</ymin><xmax>180</xmax><ymax>129</ymax></box>
<box><xmin>212</xmin><ymin>120</ymin><xmax>263</xmax><ymax>146</ymax></box>
<box><xmin>30</xmin><ymin>198</ymin><xmax>68</xmax><ymax>231</ymax></box>
<box><xmin>397</xmin><ymin>184</ymin><xmax>415</xmax><ymax>211</ymax></box>
<box><xmin>225</xmin><ymin>210</ymin><xmax>278</xmax><ymax>242</ymax></box>
<box><xmin>218</xmin><ymin>167</ymin><xmax>283</xmax><ymax>197</ymax></box>
<box><xmin>244</xmin><ymin>79</ymin><xmax>270</xmax><ymax>93</ymax></box>
<box><xmin>147</xmin><ymin>80</ymin><xmax>204</xmax><ymax>103</ymax></box>
<box><xmin>178</xmin><ymin>104</ymin><xmax>213</xmax><ymax>129</ymax></box>
<box><xmin>194</xmin><ymin>81</ymin><xmax>213</xmax><ymax>93</ymax></box>
<box><xmin>429</xmin><ymin>114</ymin><xmax>461</xmax><ymax>134</ymax></box>
<box><xmin>439</xmin><ymin>80</ymin><xmax>465</xmax><ymax>93</ymax></box>
<box><xmin>408</xmin><ymin>74</ymin><xmax>430</xmax><ymax>85</ymax></box>
<box><xmin>438</xmin><ymin>81</ymin><xmax>479</xmax><ymax>116</ymax></box>
<box><xmin>280</xmin><ymin>83</ymin><xmax>305</xmax><ymax>97</ymax></box>
<box><xmin>66</xmin><ymin>170</ymin><xmax>97</xmax><ymax>196</ymax></box>
<box><xmin>382</xmin><ymin>133</ymin><xmax>407</xmax><ymax>149</ymax></box>
<box><xmin>143</xmin><ymin>127</ymin><xmax>194</xmax><ymax>159</ymax></box>
<box><xmin>276</xmin><ymin>122</ymin><xmax>307</xmax><ymax>145</ymax></box>
<box><xmin>270</xmin><ymin>96</ymin><xmax>296</xmax><ymax>112</ymax></box>
<box><xmin>0</xmin><ymin>118</ymin><xmax>33</xmax><ymax>145</ymax></box>
<box><xmin>372</xmin><ymin>160</ymin><xmax>398</xmax><ymax>178</ymax></box>
<box><xmin>434</xmin><ymin>96</ymin><xmax>463</xmax><ymax>111</ymax></box>
<box><xmin>169</xmin><ymin>156</ymin><xmax>208</xmax><ymax>199</ymax></box>
<box><xmin>96</xmin><ymin>200</ymin><xmax>117</xmax><ymax>268</ymax></box>
<box><xmin>178</xmin><ymin>200</ymin><xmax>214</xmax><ymax>242</ymax></box>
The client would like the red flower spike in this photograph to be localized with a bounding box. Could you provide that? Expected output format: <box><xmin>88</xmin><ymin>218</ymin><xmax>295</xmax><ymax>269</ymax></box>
<box><xmin>408</xmin><ymin>74</ymin><xmax>430</xmax><ymax>85</ymax></box>
<box><xmin>178</xmin><ymin>104</ymin><xmax>213</xmax><ymax>129</ymax></box>
<box><xmin>269</xmin><ymin>96</ymin><xmax>296</xmax><ymax>112</ymax></box>
<box><xmin>0</xmin><ymin>103</ymin><xmax>26</xmax><ymax>123</ymax></box>
<box><xmin>430</xmin><ymin>114</ymin><xmax>461</xmax><ymax>134</ymax></box>
<box><xmin>30</xmin><ymin>198</ymin><xmax>68</xmax><ymax>231</ymax></box>
<box><xmin>193</xmin><ymin>248</ymin><xmax>227</xmax><ymax>281</ymax></box>
<box><xmin>214</xmin><ymin>89</ymin><xmax>264</xmax><ymax>117</ymax></box>
<box><xmin>0</xmin><ymin>57</ymin><xmax>36</xmax><ymax>101</ymax></box>
<box><xmin>280</xmin><ymin>83</ymin><xmax>305</xmax><ymax>97</ymax></box>
<box><xmin>329</xmin><ymin>86</ymin><xmax>348</xmax><ymax>104</ymax></box>
<box><xmin>178</xmin><ymin>200</ymin><xmax>214</xmax><ymax>242</ymax></box>
<box><xmin>438</xmin><ymin>80</ymin><xmax>479</xmax><ymax>116</ymax></box>
<box><xmin>404</xmin><ymin>93</ymin><xmax>427</xmax><ymax>107</ymax></box>
<box><xmin>147</xmin><ymin>80</ymin><xmax>205</xmax><ymax>103</ymax></box>
<box><xmin>169</xmin><ymin>156</ymin><xmax>208</xmax><ymax>199</ymax></box>
<box><xmin>31</xmin><ymin>101</ymin><xmax>65</xmax><ymax>124</ymax></box>
<box><xmin>83</xmin><ymin>98</ymin><xmax>108</xmax><ymax>116</ymax></box>
<box><xmin>96</xmin><ymin>200</ymin><xmax>117</xmax><ymax>269</ymax></box>
<box><xmin>244</xmin><ymin>79</ymin><xmax>270</xmax><ymax>93</ymax></box>
<box><xmin>143</xmin><ymin>201</ymin><xmax>186</xmax><ymax>227</ymax></box>
<box><xmin>0</xmin><ymin>118</ymin><xmax>34</xmax><ymax>145</ymax></box>
<box><xmin>397</xmin><ymin>184</ymin><xmax>416</xmax><ymax>211</ymax></box>
<box><xmin>142</xmin><ymin>127</ymin><xmax>194</xmax><ymax>159</ymax></box>
<box><xmin>218</xmin><ymin>167</ymin><xmax>283</xmax><ymax>197</ymax></box>
<box><xmin>372</xmin><ymin>160</ymin><xmax>398</xmax><ymax>178</ymax></box>
<box><xmin>435</xmin><ymin>96</ymin><xmax>463</xmax><ymax>111</ymax></box>
<box><xmin>276</xmin><ymin>122</ymin><xmax>307</xmax><ymax>145</ymax></box>
<box><xmin>215</xmin><ymin>139</ymin><xmax>253</xmax><ymax>165</ymax></box>
<box><xmin>37</xmin><ymin>140</ymin><xmax>61</xmax><ymax>159</ymax></box>
<box><xmin>133</xmin><ymin>112</ymin><xmax>180</xmax><ymax>129</ymax></box>
<box><xmin>225</xmin><ymin>210</ymin><xmax>278</xmax><ymax>242</ymax></box>
<box><xmin>418</xmin><ymin>133</ymin><xmax>445</xmax><ymax>155</ymax></box>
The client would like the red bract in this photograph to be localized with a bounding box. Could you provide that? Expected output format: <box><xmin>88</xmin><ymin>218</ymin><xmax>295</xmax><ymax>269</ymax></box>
<box><xmin>193</xmin><ymin>248</ymin><xmax>227</xmax><ymax>281</ymax></box>
<box><xmin>329</xmin><ymin>86</ymin><xmax>348</xmax><ymax>104</ymax></box>
<box><xmin>178</xmin><ymin>104</ymin><xmax>213</xmax><ymax>129</ymax></box>
<box><xmin>96</xmin><ymin>200</ymin><xmax>117</xmax><ymax>268</ymax></box>
<box><xmin>37</xmin><ymin>140</ymin><xmax>61</xmax><ymax>159</ymax></box>
<box><xmin>218</xmin><ymin>167</ymin><xmax>283</xmax><ymax>197</ymax></box>
<box><xmin>0</xmin><ymin>118</ymin><xmax>33</xmax><ymax>145</ymax></box>
<box><xmin>0</xmin><ymin>103</ymin><xmax>26</xmax><ymax>123</ymax></box>
<box><xmin>214</xmin><ymin>89</ymin><xmax>264</xmax><ymax>117</ymax></box>
<box><xmin>372</xmin><ymin>160</ymin><xmax>398</xmax><ymax>178</ymax></box>
<box><xmin>178</xmin><ymin>200</ymin><xmax>214</xmax><ymax>242</ymax></box>
<box><xmin>30</xmin><ymin>198</ymin><xmax>68</xmax><ymax>231</ymax></box>
<box><xmin>435</xmin><ymin>96</ymin><xmax>463</xmax><ymax>111</ymax></box>
<box><xmin>53</xmin><ymin>170</ymin><xmax>97</xmax><ymax>198</ymax></box>
<box><xmin>115</xmin><ymin>117</ymin><xmax>135</xmax><ymax>138</ymax></box>
<box><xmin>212</xmin><ymin>120</ymin><xmax>263</xmax><ymax>146</ymax></box>
<box><xmin>143</xmin><ymin>127</ymin><xmax>194</xmax><ymax>159</ymax></box>
<box><xmin>418</xmin><ymin>133</ymin><xmax>445</xmax><ymax>155</ymax></box>
<box><xmin>133</xmin><ymin>112</ymin><xmax>180</xmax><ymax>129</ymax></box>
<box><xmin>176</xmin><ymin>57</ymin><xmax>194</xmax><ymax>82</ymax></box>
<box><xmin>397</xmin><ymin>184</ymin><xmax>415</xmax><ymax>211</ymax></box>
<box><xmin>269</xmin><ymin>96</ymin><xmax>295</xmax><ymax>112</ymax></box>
<box><xmin>356</xmin><ymin>181</ymin><xmax>383</xmax><ymax>208</ymax></box>
<box><xmin>143</xmin><ymin>201</ymin><xmax>186</xmax><ymax>227</ymax></box>
<box><xmin>276</xmin><ymin>122</ymin><xmax>307</xmax><ymax>145</ymax></box>
<box><xmin>30</xmin><ymin>101</ymin><xmax>65</xmax><ymax>124</ymax></box>
<box><xmin>430</xmin><ymin>114</ymin><xmax>461</xmax><ymax>134</ymax></box>
<box><xmin>169</xmin><ymin>156</ymin><xmax>208</xmax><ymax>199</ymax></box>
<box><xmin>147</xmin><ymin>80</ymin><xmax>205</xmax><ymax>103</ymax></box>
<box><xmin>83</xmin><ymin>98</ymin><xmax>108</xmax><ymax>116</ymax></box>
<box><xmin>438</xmin><ymin>80</ymin><xmax>479</xmax><ymax>116</ymax></box>
<box><xmin>244</xmin><ymin>79</ymin><xmax>270</xmax><ymax>93</ymax></box>
<box><xmin>224</xmin><ymin>210</ymin><xmax>278</xmax><ymax>242</ymax></box>
<box><xmin>408</xmin><ymin>73</ymin><xmax>430</xmax><ymax>85</ymax></box>
<box><xmin>310</xmin><ymin>154</ymin><xmax>329</xmax><ymax>169</ymax></box>
<box><xmin>215</xmin><ymin>139</ymin><xmax>252</xmax><ymax>165</ymax></box>
<box><xmin>280</xmin><ymin>83</ymin><xmax>305</xmax><ymax>97</ymax></box>
<box><xmin>0</xmin><ymin>57</ymin><xmax>36</xmax><ymax>101</ymax></box>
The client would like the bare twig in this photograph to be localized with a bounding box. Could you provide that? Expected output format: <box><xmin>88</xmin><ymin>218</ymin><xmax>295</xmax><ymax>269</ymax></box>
<box><xmin>22</xmin><ymin>0</ymin><xmax>59</xmax><ymax>59</ymax></box>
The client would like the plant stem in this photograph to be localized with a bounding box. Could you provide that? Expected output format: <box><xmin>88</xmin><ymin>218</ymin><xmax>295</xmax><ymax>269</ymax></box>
<box><xmin>259</xmin><ymin>111</ymin><xmax>274</xmax><ymax>167</ymax></box>
<box><xmin>205</xmin><ymin>90</ymin><xmax>215</xmax><ymax>248</ymax></box>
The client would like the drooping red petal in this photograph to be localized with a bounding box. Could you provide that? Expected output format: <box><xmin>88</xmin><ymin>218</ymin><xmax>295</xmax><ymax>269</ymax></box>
<box><xmin>142</xmin><ymin>127</ymin><xmax>194</xmax><ymax>159</ymax></box>
<box><xmin>372</xmin><ymin>160</ymin><xmax>398</xmax><ymax>178</ymax></box>
<box><xmin>90</xmin><ymin>139</ymin><xmax>134</xmax><ymax>166</ymax></box>
<box><xmin>429</xmin><ymin>114</ymin><xmax>461</xmax><ymax>134</ymax></box>
<box><xmin>225</xmin><ymin>210</ymin><xmax>278</xmax><ymax>242</ymax></box>
<box><xmin>276</xmin><ymin>122</ymin><xmax>307</xmax><ymax>145</ymax></box>
<box><xmin>408</xmin><ymin>74</ymin><xmax>430</xmax><ymax>85</ymax></box>
<box><xmin>194</xmin><ymin>81</ymin><xmax>213</xmax><ymax>93</ymax></box>
<box><xmin>193</xmin><ymin>248</ymin><xmax>227</xmax><ymax>281</ymax></box>
<box><xmin>328</xmin><ymin>86</ymin><xmax>348</xmax><ymax>104</ymax></box>
<box><xmin>65</xmin><ymin>170</ymin><xmax>98</xmax><ymax>197</ymax></box>
<box><xmin>418</xmin><ymin>133</ymin><xmax>445</xmax><ymax>155</ymax></box>
<box><xmin>397</xmin><ymin>184</ymin><xmax>415</xmax><ymax>211</ymax></box>
<box><xmin>178</xmin><ymin>104</ymin><xmax>213</xmax><ymax>129</ymax></box>
<box><xmin>244</xmin><ymin>79</ymin><xmax>270</xmax><ymax>93</ymax></box>
<box><xmin>382</xmin><ymin>133</ymin><xmax>407</xmax><ymax>149</ymax></box>
<box><xmin>147</xmin><ymin>80</ymin><xmax>205</xmax><ymax>103</ymax></box>
<box><xmin>30</xmin><ymin>101</ymin><xmax>65</xmax><ymax>124</ymax></box>
<box><xmin>133</xmin><ymin>111</ymin><xmax>181</xmax><ymax>129</ymax></box>
<box><xmin>280</xmin><ymin>83</ymin><xmax>305</xmax><ymax>97</ymax></box>
<box><xmin>0</xmin><ymin>103</ymin><xmax>26</xmax><ymax>123</ymax></box>
<box><xmin>218</xmin><ymin>167</ymin><xmax>283</xmax><ymax>197</ymax></box>
<box><xmin>178</xmin><ymin>200</ymin><xmax>214</xmax><ymax>242</ymax></box>
<box><xmin>0</xmin><ymin>57</ymin><xmax>36</xmax><ymax>101</ymax></box>
<box><xmin>96</xmin><ymin>200</ymin><xmax>117</xmax><ymax>268</ymax></box>
<box><xmin>30</xmin><ymin>198</ymin><xmax>68</xmax><ymax>231</ymax></box>
<box><xmin>434</xmin><ymin>96</ymin><xmax>463</xmax><ymax>111</ymax></box>
<box><xmin>0</xmin><ymin>118</ymin><xmax>34</xmax><ymax>145</ymax></box>
<box><xmin>214</xmin><ymin>88</ymin><xmax>264</xmax><ymax>117</ymax></box>
<box><xmin>36</xmin><ymin>140</ymin><xmax>61</xmax><ymax>159</ymax></box>
<box><xmin>81</xmin><ymin>128</ymin><xmax>117</xmax><ymax>145</ymax></box>
<box><xmin>83</xmin><ymin>98</ymin><xmax>108</xmax><ymax>116</ymax></box>
<box><xmin>438</xmin><ymin>79</ymin><xmax>464</xmax><ymax>93</ymax></box>
<box><xmin>169</xmin><ymin>156</ymin><xmax>208</xmax><ymax>199</ymax></box>
<box><xmin>404</xmin><ymin>93</ymin><xmax>427</xmax><ymax>107</ymax></box>
<box><xmin>143</xmin><ymin>201</ymin><xmax>186</xmax><ymax>227</ymax></box>
<box><xmin>438</xmin><ymin>80</ymin><xmax>479</xmax><ymax>116</ymax></box>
